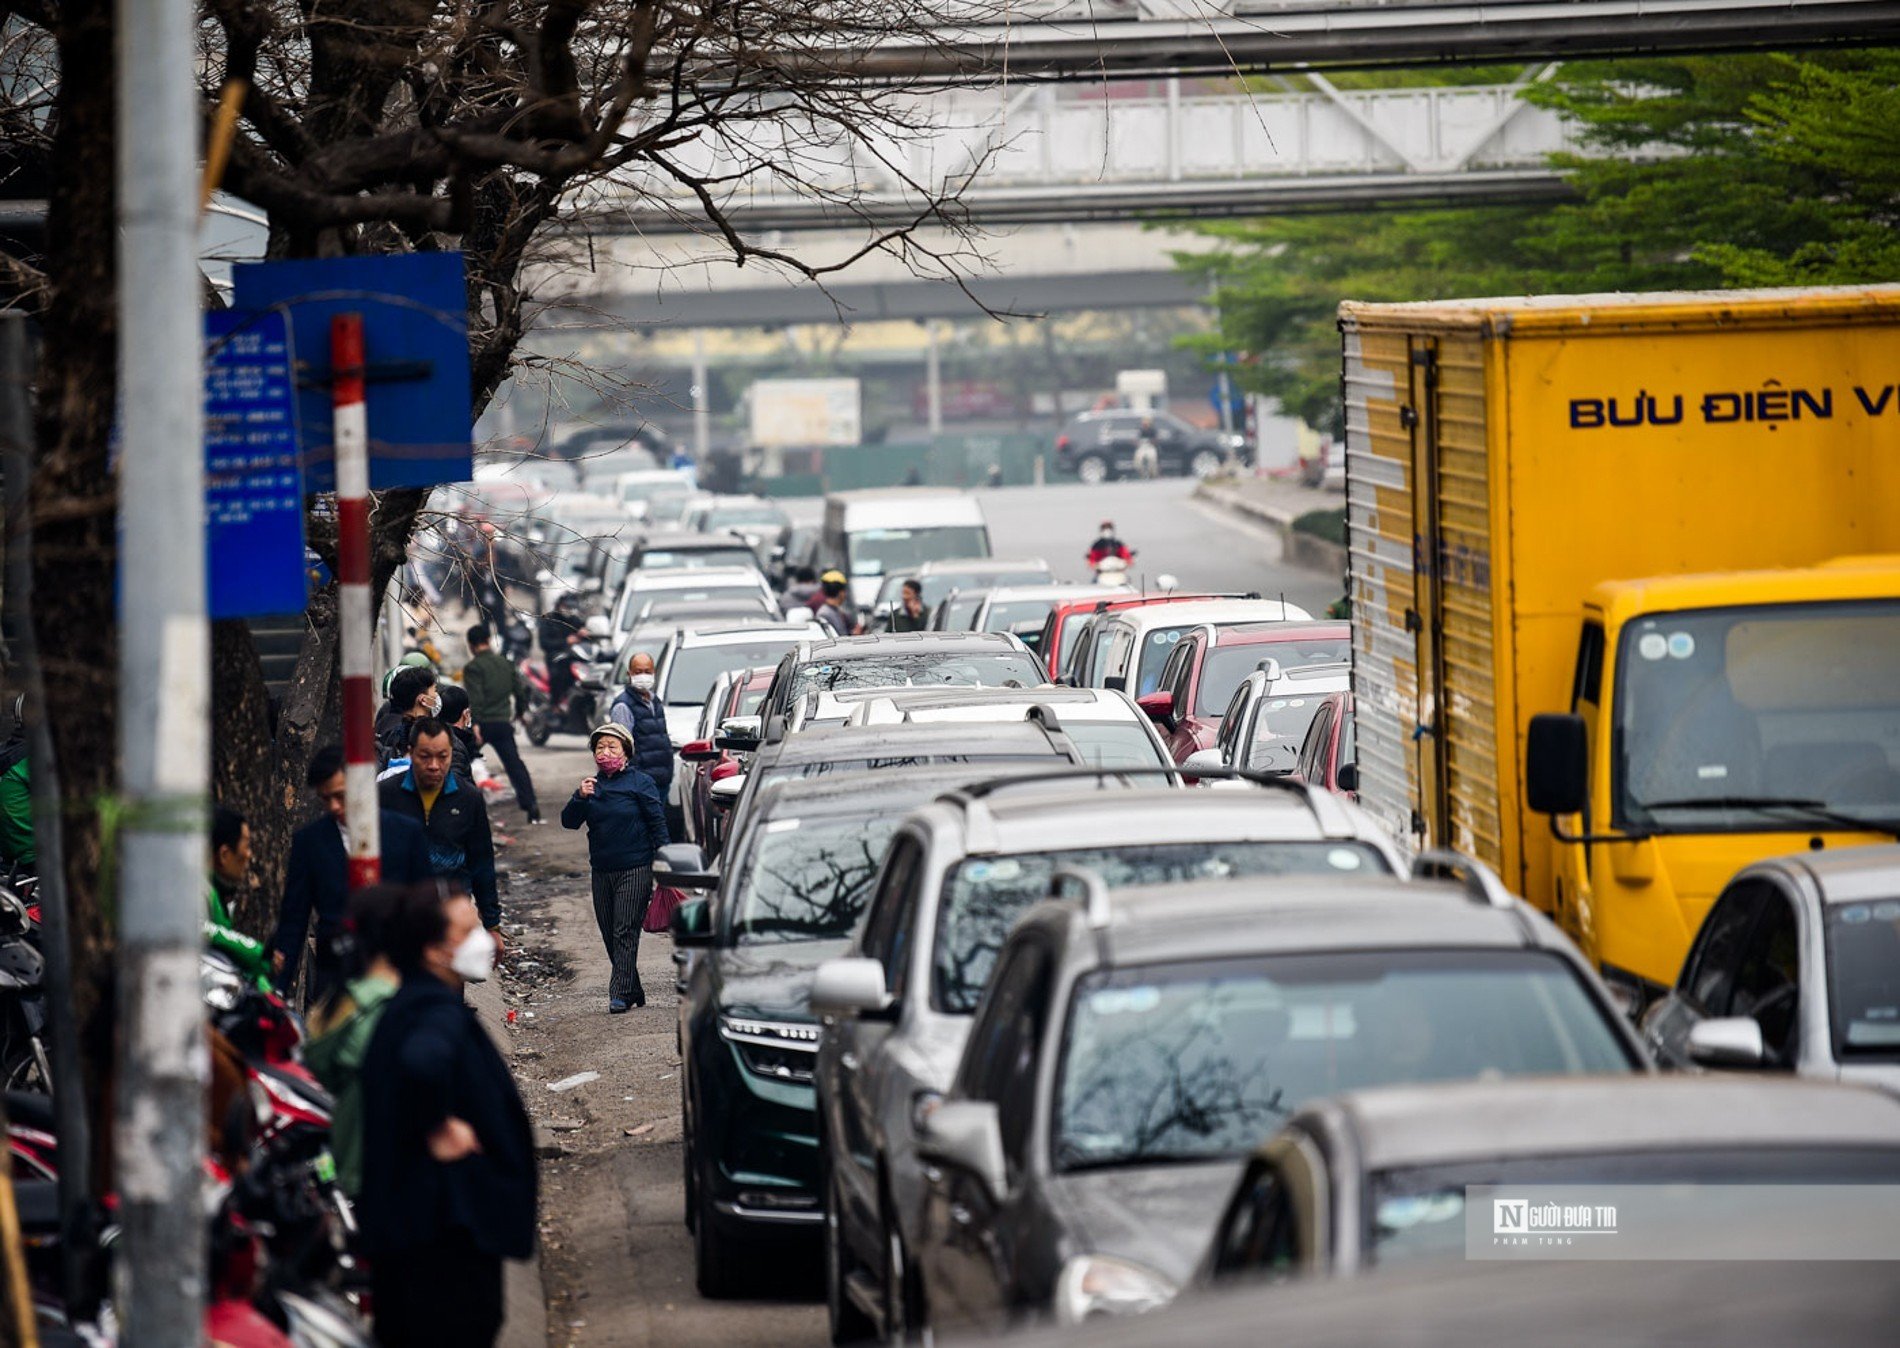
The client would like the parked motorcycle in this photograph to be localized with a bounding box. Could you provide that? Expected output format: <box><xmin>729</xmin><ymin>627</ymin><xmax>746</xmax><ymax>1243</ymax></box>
<box><xmin>521</xmin><ymin>635</ymin><xmax>612</xmax><ymax>745</ymax></box>
<box><xmin>0</xmin><ymin>882</ymin><xmax>49</xmax><ymax>1093</ymax></box>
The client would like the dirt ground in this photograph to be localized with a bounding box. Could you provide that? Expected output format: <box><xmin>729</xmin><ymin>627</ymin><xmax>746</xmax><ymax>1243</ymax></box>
<box><xmin>489</xmin><ymin>736</ymin><xmax>827</xmax><ymax>1348</ymax></box>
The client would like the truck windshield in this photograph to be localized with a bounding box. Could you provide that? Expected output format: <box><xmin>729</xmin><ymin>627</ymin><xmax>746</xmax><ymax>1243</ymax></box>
<box><xmin>847</xmin><ymin>526</ymin><xmax>989</xmax><ymax>577</ymax></box>
<box><xmin>1613</xmin><ymin>600</ymin><xmax>1900</xmax><ymax>835</ymax></box>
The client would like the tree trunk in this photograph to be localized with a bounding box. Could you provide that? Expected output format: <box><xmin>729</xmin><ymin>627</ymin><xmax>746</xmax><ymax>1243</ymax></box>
<box><xmin>29</xmin><ymin>0</ymin><xmax>119</xmax><ymax>1196</ymax></box>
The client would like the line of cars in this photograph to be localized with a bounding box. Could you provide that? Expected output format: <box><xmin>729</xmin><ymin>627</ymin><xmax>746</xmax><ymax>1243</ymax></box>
<box><xmin>642</xmin><ymin>542</ymin><xmax>1900</xmax><ymax>1343</ymax></box>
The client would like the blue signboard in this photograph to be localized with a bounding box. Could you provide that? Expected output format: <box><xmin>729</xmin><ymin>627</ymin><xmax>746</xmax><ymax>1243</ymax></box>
<box><xmin>205</xmin><ymin>309</ymin><xmax>308</xmax><ymax>618</ymax></box>
<box><xmin>232</xmin><ymin>253</ymin><xmax>473</xmax><ymax>492</ymax></box>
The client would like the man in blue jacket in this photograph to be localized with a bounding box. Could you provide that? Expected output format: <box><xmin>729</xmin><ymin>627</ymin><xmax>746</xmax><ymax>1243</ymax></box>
<box><xmin>562</xmin><ymin>723</ymin><xmax>668</xmax><ymax>1012</ymax></box>
<box><xmin>271</xmin><ymin>745</ymin><xmax>435</xmax><ymax>1004</ymax></box>
<box><xmin>607</xmin><ymin>652</ymin><xmax>674</xmax><ymax>798</ymax></box>
<box><xmin>378</xmin><ymin>719</ymin><xmax>504</xmax><ymax>954</ymax></box>
<box><xmin>359</xmin><ymin>883</ymin><xmax>533</xmax><ymax>1346</ymax></box>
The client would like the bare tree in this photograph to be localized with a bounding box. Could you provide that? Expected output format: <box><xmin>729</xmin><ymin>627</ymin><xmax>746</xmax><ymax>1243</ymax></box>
<box><xmin>0</xmin><ymin>0</ymin><xmax>1003</xmax><ymax>1173</ymax></box>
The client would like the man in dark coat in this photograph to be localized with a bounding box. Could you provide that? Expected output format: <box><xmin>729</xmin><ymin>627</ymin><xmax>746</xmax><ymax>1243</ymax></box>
<box><xmin>607</xmin><ymin>652</ymin><xmax>674</xmax><ymax>798</ymax></box>
<box><xmin>359</xmin><ymin>884</ymin><xmax>534</xmax><ymax>1347</ymax></box>
<box><xmin>378</xmin><ymin>719</ymin><xmax>504</xmax><ymax>952</ymax></box>
<box><xmin>271</xmin><ymin>745</ymin><xmax>435</xmax><ymax>1002</ymax></box>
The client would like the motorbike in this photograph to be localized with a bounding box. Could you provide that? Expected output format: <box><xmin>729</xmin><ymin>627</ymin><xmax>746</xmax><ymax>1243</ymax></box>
<box><xmin>520</xmin><ymin>637</ymin><xmax>611</xmax><ymax>745</ymax></box>
<box><xmin>1091</xmin><ymin>552</ymin><xmax>1134</xmax><ymax>586</ymax></box>
<box><xmin>0</xmin><ymin>882</ymin><xmax>49</xmax><ymax>1093</ymax></box>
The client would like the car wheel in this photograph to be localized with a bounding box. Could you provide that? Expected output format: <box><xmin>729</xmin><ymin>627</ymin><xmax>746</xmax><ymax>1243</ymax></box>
<box><xmin>694</xmin><ymin>1147</ymin><xmax>744</xmax><ymax>1298</ymax></box>
<box><xmin>1189</xmin><ymin>448</ymin><xmax>1225</xmax><ymax>478</ymax></box>
<box><xmin>825</xmin><ymin>1153</ymin><xmax>877</xmax><ymax>1344</ymax></box>
<box><xmin>1075</xmin><ymin>455</ymin><xmax>1109</xmax><ymax>485</ymax></box>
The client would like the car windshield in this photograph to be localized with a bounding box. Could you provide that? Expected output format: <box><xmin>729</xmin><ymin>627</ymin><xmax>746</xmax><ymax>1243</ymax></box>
<box><xmin>788</xmin><ymin>651</ymin><xmax>1045</xmax><ymax>700</ymax></box>
<box><xmin>1613</xmin><ymin>600</ymin><xmax>1900</xmax><ymax>835</ymax></box>
<box><xmin>1368</xmin><ymin>1147</ymin><xmax>1900</xmax><ymax>1267</ymax></box>
<box><xmin>1062</xmin><ymin>721</ymin><xmax>1171</xmax><ymax>770</ymax></box>
<box><xmin>933</xmin><ymin>842</ymin><xmax>1390</xmax><ymax>1014</ymax></box>
<box><xmin>916</xmin><ymin>571</ymin><xmax>1048</xmax><ymax>607</ymax></box>
<box><xmin>1198</xmin><ymin>638</ymin><xmax>1352</xmax><ymax>716</ymax></box>
<box><xmin>847</xmin><ymin>527</ymin><xmax>991</xmax><ymax>578</ymax></box>
<box><xmin>981</xmin><ymin>599</ymin><xmax>1059</xmax><ymax>633</ymax></box>
<box><xmin>705</xmin><ymin>506</ymin><xmax>789</xmax><ymax>530</ymax></box>
<box><xmin>1052</xmin><ymin>950</ymin><xmax>1634</xmax><ymax>1172</ymax></box>
<box><xmin>662</xmin><ymin>637</ymin><xmax>807</xmax><ymax>706</ymax></box>
<box><xmin>764</xmin><ymin>753</ymin><xmax>1059</xmax><ymax>790</ymax></box>
<box><xmin>639</xmin><ymin>547</ymin><xmax>761</xmax><ymax>571</ymax></box>
<box><xmin>1245</xmin><ymin>697</ymin><xmax>1336</xmax><ymax>775</ymax></box>
<box><xmin>1824</xmin><ymin>898</ymin><xmax>1900</xmax><ymax>1060</ymax></box>
<box><xmin>732</xmin><ymin>817</ymin><xmax>898</xmax><ymax>944</ymax></box>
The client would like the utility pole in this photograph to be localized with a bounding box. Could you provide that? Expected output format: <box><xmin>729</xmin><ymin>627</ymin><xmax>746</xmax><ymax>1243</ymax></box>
<box><xmin>333</xmin><ymin>315</ymin><xmax>383</xmax><ymax>889</ymax></box>
<box><xmin>116</xmin><ymin>0</ymin><xmax>208</xmax><ymax>1336</ymax></box>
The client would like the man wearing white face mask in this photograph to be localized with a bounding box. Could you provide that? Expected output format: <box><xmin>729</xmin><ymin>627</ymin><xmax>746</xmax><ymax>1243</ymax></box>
<box><xmin>360</xmin><ymin>882</ymin><xmax>535</xmax><ymax>1347</ymax></box>
<box><xmin>607</xmin><ymin>651</ymin><xmax>675</xmax><ymax>801</ymax></box>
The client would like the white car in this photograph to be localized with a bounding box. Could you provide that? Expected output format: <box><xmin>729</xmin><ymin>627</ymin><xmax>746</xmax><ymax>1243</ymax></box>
<box><xmin>1077</xmin><ymin>597</ymin><xmax>1313</xmax><ymax>697</ymax></box>
<box><xmin>651</xmin><ymin>622</ymin><xmax>827</xmax><ymax>747</ymax></box>
<box><xmin>608</xmin><ymin>565</ymin><xmax>776</xmax><ymax>648</ymax></box>
<box><xmin>1187</xmin><ymin>661</ymin><xmax>1353</xmax><ymax>778</ymax></box>
<box><xmin>843</xmin><ymin>685</ymin><xmax>1175</xmax><ymax>770</ymax></box>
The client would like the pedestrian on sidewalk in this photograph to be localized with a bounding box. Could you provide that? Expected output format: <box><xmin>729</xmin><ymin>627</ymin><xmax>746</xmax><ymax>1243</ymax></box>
<box><xmin>562</xmin><ymin>723</ymin><xmax>668</xmax><ymax>1013</ymax></box>
<box><xmin>304</xmin><ymin>882</ymin><xmax>406</xmax><ymax>1198</ymax></box>
<box><xmin>379</xmin><ymin>719</ymin><xmax>505</xmax><ymax>957</ymax></box>
<box><xmin>271</xmin><ymin>745</ymin><xmax>434</xmax><ymax>1004</ymax></box>
<box><xmin>608</xmin><ymin>652</ymin><xmax>675</xmax><ymax>801</ymax></box>
<box><xmin>360</xmin><ymin>882</ymin><xmax>534</xmax><ymax>1348</ymax></box>
<box><xmin>462</xmin><ymin>622</ymin><xmax>542</xmax><ymax>824</ymax></box>
<box><xmin>377</xmin><ymin>664</ymin><xmax>442</xmax><ymax>769</ymax></box>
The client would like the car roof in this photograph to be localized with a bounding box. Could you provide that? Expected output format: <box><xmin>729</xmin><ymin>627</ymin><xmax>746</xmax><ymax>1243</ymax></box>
<box><xmin>1025</xmin><ymin>875</ymin><xmax>1545</xmax><ymax>969</ymax></box>
<box><xmin>915</xmin><ymin>557</ymin><xmax>1051</xmax><ymax>577</ymax></box>
<box><xmin>636</xmin><ymin>532</ymin><xmax>758</xmax><ymax>550</ymax></box>
<box><xmin>1114</xmin><ymin>599</ymin><xmax>1309</xmax><ymax>631</ymax></box>
<box><xmin>849</xmin><ymin>689</ymin><xmax>1141</xmax><ymax>727</ymax></box>
<box><xmin>1309</xmin><ymin>1077</ymin><xmax>1900</xmax><ymax>1172</ymax></box>
<box><xmin>1049</xmin><ymin>591</ymin><xmax>1250</xmax><ymax>620</ymax></box>
<box><xmin>918</xmin><ymin>783</ymin><xmax>1391</xmax><ymax>856</ymax></box>
<box><xmin>677</xmin><ymin>622</ymin><xmax>819</xmax><ymax>646</ymax></box>
<box><xmin>1214</xmin><ymin>620</ymin><xmax>1351</xmax><ymax>646</ymax></box>
<box><xmin>630</xmin><ymin>566</ymin><xmax>766</xmax><ymax>589</ymax></box>
<box><xmin>748</xmin><ymin>766</ymin><xmax>971</xmax><ymax>822</ymax></box>
<box><xmin>799</xmin><ymin>631</ymin><xmax>1031</xmax><ymax>658</ymax></box>
<box><xmin>766</xmin><ymin>720</ymin><xmax>1069</xmax><ymax>764</ymax></box>
<box><xmin>978</xmin><ymin>584</ymin><xmax>1122</xmax><ymax>605</ymax></box>
<box><xmin>1754</xmin><ymin>843</ymin><xmax>1900</xmax><ymax>904</ymax></box>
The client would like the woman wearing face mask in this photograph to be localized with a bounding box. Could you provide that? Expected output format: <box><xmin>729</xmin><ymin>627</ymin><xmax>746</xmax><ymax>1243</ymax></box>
<box><xmin>358</xmin><ymin>882</ymin><xmax>534</xmax><ymax>1347</ymax></box>
<box><xmin>562</xmin><ymin>723</ymin><xmax>669</xmax><ymax>1013</ymax></box>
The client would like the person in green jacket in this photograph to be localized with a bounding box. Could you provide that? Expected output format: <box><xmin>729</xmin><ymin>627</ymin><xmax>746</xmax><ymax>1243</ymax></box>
<box><xmin>304</xmin><ymin>883</ymin><xmax>406</xmax><ymax>1197</ymax></box>
<box><xmin>462</xmin><ymin>623</ymin><xmax>541</xmax><ymax>825</ymax></box>
<box><xmin>207</xmin><ymin>805</ymin><xmax>272</xmax><ymax>987</ymax></box>
<box><xmin>0</xmin><ymin>756</ymin><xmax>34</xmax><ymax>868</ymax></box>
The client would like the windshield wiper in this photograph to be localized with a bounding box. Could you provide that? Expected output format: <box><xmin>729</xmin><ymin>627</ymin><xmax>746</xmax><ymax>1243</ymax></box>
<box><xmin>1638</xmin><ymin>796</ymin><xmax>1900</xmax><ymax>841</ymax></box>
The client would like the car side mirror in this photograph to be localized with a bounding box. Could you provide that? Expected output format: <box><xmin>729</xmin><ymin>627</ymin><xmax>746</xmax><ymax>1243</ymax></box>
<box><xmin>1526</xmin><ymin>713</ymin><xmax>1588</xmax><ymax>816</ymax></box>
<box><xmin>1182</xmin><ymin>747</ymin><xmax>1224</xmax><ymax>777</ymax></box>
<box><xmin>809</xmin><ymin>958</ymin><xmax>895</xmax><ymax>1021</ymax></box>
<box><xmin>654</xmin><ymin>843</ymin><xmax>717</xmax><ymax>891</ymax></box>
<box><xmin>1103</xmin><ymin>676</ymin><xmax>1126</xmax><ymax>693</ymax></box>
<box><xmin>709</xmin><ymin>776</ymin><xmax>744</xmax><ymax>811</ymax></box>
<box><xmin>1687</xmin><ymin>1016</ymin><xmax>1766</xmax><ymax>1068</ymax></box>
<box><xmin>916</xmin><ymin>1100</ymin><xmax>1008</xmax><ymax>1203</ymax></box>
<box><xmin>1335</xmin><ymin>762</ymin><xmax>1358</xmax><ymax>793</ymax></box>
<box><xmin>714</xmin><ymin>714</ymin><xmax>762</xmax><ymax>753</ymax></box>
<box><xmin>671</xmin><ymin>897</ymin><xmax>712</xmax><ymax>946</ymax></box>
<box><xmin>679</xmin><ymin>738</ymin><xmax>720</xmax><ymax>763</ymax></box>
<box><xmin>1135</xmin><ymin>690</ymin><xmax>1175</xmax><ymax>725</ymax></box>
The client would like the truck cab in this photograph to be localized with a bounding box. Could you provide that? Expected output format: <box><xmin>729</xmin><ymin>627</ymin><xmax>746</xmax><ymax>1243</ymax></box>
<box><xmin>1526</xmin><ymin>561</ymin><xmax>1900</xmax><ymax>1003</ymax></box>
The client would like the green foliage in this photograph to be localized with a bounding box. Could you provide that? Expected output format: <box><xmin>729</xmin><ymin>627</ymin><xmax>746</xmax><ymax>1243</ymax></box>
<box><xmin>1292</xmin><ymin>508</ymin><xmax>1347</xmax><ymax>545</ymax></box>
<box><xmin>1181</xmin><ymin>53</ymin><xmax>1900</xmax><ymax>432</ymax></box>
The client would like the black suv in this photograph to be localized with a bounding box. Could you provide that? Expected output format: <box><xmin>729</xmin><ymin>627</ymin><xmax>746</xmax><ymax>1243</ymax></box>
<box><xmin>1054</xmin><ymin>410</ymin><xmax>1239</xmax><ymax>484</ymax></box>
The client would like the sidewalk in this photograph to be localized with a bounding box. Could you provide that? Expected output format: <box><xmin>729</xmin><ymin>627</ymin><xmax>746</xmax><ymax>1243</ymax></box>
<box><xmin>1194</xmin><ymin>470</ymin><xmax>1348</xmax><ymax>580</ymax></box>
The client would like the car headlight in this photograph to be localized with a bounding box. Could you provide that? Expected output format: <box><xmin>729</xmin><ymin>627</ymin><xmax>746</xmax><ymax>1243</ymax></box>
<box><xmin>718</xmin><ymin>1015</ymin><xmax>821</xmax><ymax>1083</ymax></box>
<box><xmin>1054</xmin><ymin>1253</ymin><xmax>1177</xmax><ymax>1324</ymax></box>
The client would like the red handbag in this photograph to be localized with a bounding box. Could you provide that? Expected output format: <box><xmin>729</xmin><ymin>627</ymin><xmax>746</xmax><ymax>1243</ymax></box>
<box><xmin>645</xmin><ymin>884</ymin><xmax>685</xmax><ymax>934</ymax></box>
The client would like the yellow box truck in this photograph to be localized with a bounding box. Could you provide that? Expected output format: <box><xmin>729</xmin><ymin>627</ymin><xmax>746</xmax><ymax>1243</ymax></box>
<box><xmin>1340</xmin><ymin>286</ymin><xmax>1900</xmax><ymax>1003</ymax></box>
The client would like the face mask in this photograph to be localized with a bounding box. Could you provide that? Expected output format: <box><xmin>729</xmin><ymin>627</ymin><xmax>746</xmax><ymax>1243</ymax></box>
<box><xmin>450</xmin><ymin>925</ymin><xmax>497</xmax><ymax>983</ymax></box>
<box><xmin>630</xmin><ymin>673</ymin><xmax>656</xmax><ymax>693</ymax></box>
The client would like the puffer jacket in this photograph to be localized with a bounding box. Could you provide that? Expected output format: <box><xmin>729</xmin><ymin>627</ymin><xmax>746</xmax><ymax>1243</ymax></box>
<box><xmin>607</xmin><ymin>688</ymin><xmax>674</xmax><ymax>793</ymax></box>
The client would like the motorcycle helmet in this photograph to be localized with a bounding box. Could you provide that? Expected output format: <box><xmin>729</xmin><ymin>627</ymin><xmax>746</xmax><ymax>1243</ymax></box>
<box><xmin>584</xmin><ymin>615</ymin><xmax>611</xmax><ymax>638</ymax></box>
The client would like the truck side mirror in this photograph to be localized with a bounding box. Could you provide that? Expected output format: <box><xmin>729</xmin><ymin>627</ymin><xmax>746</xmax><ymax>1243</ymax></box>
<box><xmin>1526</xmin><ymin>713</ymin><xmax>1588</xmax><ymax>816</ymax></box>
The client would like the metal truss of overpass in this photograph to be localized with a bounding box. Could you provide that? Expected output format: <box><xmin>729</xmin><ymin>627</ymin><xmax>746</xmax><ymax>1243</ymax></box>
<box><xmin>781</xmin><ymin>0</ymin><xmax>1900</xmax><ymax>84</ymax></box>
<box><xmin>579</xmin><ymin>77</ymin><xmax>1586</xmax><ymax>236</ymax></box>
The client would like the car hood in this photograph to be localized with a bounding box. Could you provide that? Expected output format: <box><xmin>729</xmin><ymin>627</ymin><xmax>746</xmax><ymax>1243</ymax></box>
<box><xmin>1044</xmin><ymin>1160</ymin><xmax>1244</xmax><ymax>1287</ymax></box>
<box><xmin>712</xmin><ymin>937</ymin><xmax>854</xmax><ymax>1022</ymax></box>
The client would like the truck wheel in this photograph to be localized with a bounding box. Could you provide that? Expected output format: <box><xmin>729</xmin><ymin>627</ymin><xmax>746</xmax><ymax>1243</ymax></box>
<box><xmin>1076</xmin><ymin>455</ymin><xmax>1109</xmax><ymax>485</ymax></box>
<box><xmin>1189</xmin><ymin>449</ymin><xmax>1224</xmax><ymax>478</ymax></box>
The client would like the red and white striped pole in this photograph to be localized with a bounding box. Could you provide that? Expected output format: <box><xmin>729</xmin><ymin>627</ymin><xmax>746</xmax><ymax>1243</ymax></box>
<box><xmin>333</xmin><ymin>313</ymin><xmax>381</xmax><ymax>890</ymax></box>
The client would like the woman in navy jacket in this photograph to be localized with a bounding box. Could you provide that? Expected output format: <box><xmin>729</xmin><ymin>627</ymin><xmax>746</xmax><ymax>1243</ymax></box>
<box><xmin>561</xmin><ymin>723</ymin><xmax>669</xmax><ymax>1012</ymax></box>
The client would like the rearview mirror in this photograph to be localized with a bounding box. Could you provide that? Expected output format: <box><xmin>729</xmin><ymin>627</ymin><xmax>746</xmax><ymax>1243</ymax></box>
<box><xmin>916</xmin><ymin>1100</ymin><xmax>1008</xmax><ymax>1203</ymax></box>
<box><xmin>710</xmin><ymin>776</ymin><xmax>744</xmax><ymax>811</ymax></box>
<box><xmin>1526</xmin><ymin>713</ymin><xmax>1588</xmax><ymax>816</ymax></box>
<box><xmin>654</xmin><ymin>843</ymin><xmax>717</xmax><ymax>891</ymax></box>
<box><xmin>679</xmin><ymin>739</ymin><xmax>720</xmax><ymax>763</ymax></box>
<box><xmin>809</xmin><ymin>958</ymin><xmax>894</xmax><ymax>1021</ymax></box>
<box><xmin>1135</xmin><ymin>690</ymin><xmax>1175</xmax><ymax>725</ymax></box>
<box><xmin>715</xmin><ymin>714</ymin><xmax>763</xmax><ymax>753</ymax></box>
<box><xmin>1687</xmin><ymin>1016</ymin><xmax>1766</xmax><ymax>1068</ymax></box>
<box><xmin>1182</xmin><ymin>747</ymin><xmax>1224</xmax><ymax>776</ymax></box>
<box><xmin>671</xmin><ymin>897</ymin><xmax>712</xmax><ymax>946</ymax></box>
